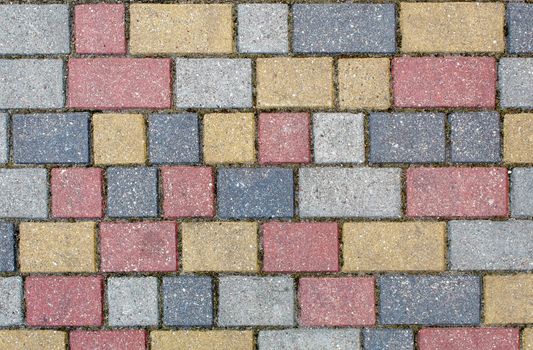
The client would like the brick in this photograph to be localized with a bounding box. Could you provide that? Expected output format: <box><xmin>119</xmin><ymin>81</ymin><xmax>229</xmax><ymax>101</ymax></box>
<box><xmin>130</xmin><ymin>4</ymin><xmax>232</xmax><ymax>54</ymax></box>
<box><xmin>379</xmin><ymin>275</ymin><xmax>480</xmax><ymax>325</ymax></box>
<box><xmin>148</xmin><ymin>114</ymin><xmax>200</xmax><ymax>164</ymax></box>
<box><xmin>68</xmin><ymin>58</ymin><xmax>171</xmax><ymax>109</ymax></box>
<box><xmin>256</xmin><ymin>58</ymin><xmax>333</xmax><ymax>108</ymax></box>
<box><xmin>511</xmin><ymin>168</ymin><xmax>533</xmax><ymax>216</ymax></box>
<box><xmin>151</xmin><ymin>331</ymin><xmax>253</xmax><ymax>350</ymax></box>
<box><xmin>25</xmin><ymin>276</ymin><xmax>103</xmax><ymax>327</ymax></box>
<box><xmin>0</xmin><ymin>168</ymin><xmax>48</xmax><ymax>219</ymax></box>
<box><xmin>449</xmin><ymin>220</ymin><xmax>533</xmax><ymax>271</ymax></box>
<box><xmin>258</xmin><ymin>113</ymin><xmax>310</xmax><ymax>164</ymax></box>
<box><xmin>0</xmin><ymin>5</ymin><xmax>69</xmax><ymax>54</ymax></box>
<box><xmin>19</xmin><ymin>222</ymin><xmax>96</xmax><ymax>273</ymax></box>
<box><xmin>262</xmin><ymin>222</ymin><xmax>339</xmax><ymax>273</ymax></box>
<box><xmin>299</xmin><ymin>167</ymin><xmax>401</xmax><ymax>218</ymax></box>
<box><xmin>258</xmin><ymin>329</ymin><xmax>360</xmax><ymax>350</ymax></box>
<box><xmin>0</xmin><ymin>59</ymin><xmax>64</xmax><ymax>109</ymax></box>
<box><xmin>75</xmin><ymin>4</ymin><xmax>125</xmax><ymax>54</ymax></box>
<box><xmin>0</xmin><ymin>223</ymin><xmax>15</xmax><ymax>272</ymax></box>
<box><xmin>0</xmin><ymin>114</ymin><xmax>7</xmax><ymax>164</ymax></box>
<box><xmin>203</xmin><ymin>113</ymin><xmax>255</xmax><ymax>164</ymax></box>
<box><xmin>51</xmin><ymin>168</ymin><xmax>103</xmax><ymax>219</ymax></box>
<box><xmin>525</xmin><ymin>329</ymin><xmax>533</xmax><ymax>350</ymax></box>
<box><xmin>393</xmin><ymin>57</ymin><xmax>496</xmax><ymax>108</ymax></box>
<box><xmin>238</xmin><ymin>4</ymin><xmax>288</xmax><ymax>54</ymax></box>
<box><xmin>0</xmin><ymin>331</ymin><xmax>66</xmax><ymax>350</ymax></box>
<box><xmin>418</xmin><ymin>328</ymin><xmax>520</xmax><ymax>350</ymax></box>
<box><xmin>107</xmin><ymin>277</ymin><xmax>158</xmax><ymax>326</ymax></box>
<box><xmin>504</xmin><ymin>113</ymin><xmax>533</xmax><ymax>163</ymax></box>
<box><xmin>218</xmin><ymin>276</ymin><xmax>294</xmax><ymax>326</ymax></box>
<box><xmin>100</xmin><ymin>221</ymin><xmax>177</xmax><ymax>272</ymax></box>
<box><xmin>484</xmin><ymin>274</ymin><xmax>533</xmax><ymax>324</ymax></box>
<box><xmin>363</xmin><ymin>329</ymin><xmax>413</xmax><ymax>350</ymax></box>
<box><xmin>299</xmin><ymin>277</ymin><xmax>375</xmax><ymax>327</ymax></box>
<box><xmin>450</xmin><ymin>112</ymin><xmax>501</xmax><ymax>163</ymax></box>
<box><xmin>406</xmin><ymin>167</ymin><xmax>508</xmax><ymax>218</ymax></box>
<box><xmin>182</xmin><ymin>222</ymin><xmax>257</xmax><ymax>272</ymax></box>
<box><xmin>499</xmin><ymin>59</ymin><xmax>533</xmax><ymax>109</ymax></box>
<box><xmin>507</xmin><ymin>4</ymin><xmax>533</xmax><ymax>54</ymax></box>
<box><xmin>175</xmin><ymin>59</ymin><xmax>252</xmax><ymax>108</ymax></box>
<box><xmin>70</xmin><ymin>330</ymin><xmax>146</xmax><ymax>350</ymax></box>
<box><xmin>343</xmin><ymin>222</ymin><xmax>446</xmax><ymax>272</ymax></box>
<box><xmin>217</xmin><ymin>168</ymin><xmax>294</xmax><ymax>219</ymax></box>
<box><xmin>369</xmin><ymin>113</ymin><xmax>445</xmax><ymax>163</ymax></box>
<box><xmin>312</xmin><ymin>113</ymin><xmax>364</xmax><ymax>164</ymax></box>
<box><xmin>293</xmin><ymin>4</ymin><xmax>395</xmax><ymax>54</ymax></box>
<box><xmin>106</xmin><ymin>167</ymin><xmax>158</xmax><ymax>218</ymax></box>
<box><xmin>400</xmin><ymin>3</ymin><xmax>504</xmax><ymax>53</ymax></box>
<box><xmin>92</xmin><ymin>114</ymin><xmax>146</xmax><ymax>165</ymax></box>
<box><xmin>162</xmin><ymin>276</ymin><xmax>213</xmax><ymax>327</ymax></box>
<box><xmin>0</xmin><ymin>277</ymin><xmax>22</xmax><ymax>326</ymax></box>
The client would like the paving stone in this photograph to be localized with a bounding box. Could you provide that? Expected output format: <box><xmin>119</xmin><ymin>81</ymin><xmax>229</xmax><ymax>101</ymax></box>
<box><xmin>151</xmin><ymin>331</ymin><xmax>253</xmax><ymax>350</ymax></box>
<box><xmin>175</xmin><ymin>59</ymin><xmax>252</xmax><ymax>108</ymax></box>
<box><xmin>0</xmin><ymin>114</ymin><xmax>7</xmax><ymax>164</ymax></box>
<box><xmin>504</xmin><ymin>113</ymin><xmax>533</xmax><ymax>163</ymax></box>
<box><xmin>418</xmin><ymin>328</ymin><xmax>520</xmax><ymax>350</ymax></box>
<box><xmin>298</xmin><ymin>167</ymin><xmax>401</xmax><ymax>218</ymax></box>
<box><xmin>511</xmin><ymin>168</ymin><xmax>533</xmax><ymax>217</ymax></box>
<box><xmin>379</xmin><ymin>275</ymin><xmax>481</xmax><ymax>325</ymax></box>
<box><xmin>0</xmin><ymin>223</ymin><xmax>15</xmax><ymax>272</ymax></box>
<box><xmin>293</xmin><ymin>4</ymin><xmax>396</xmax><ymax>54</ymax></box>
<box><xmin>369</xmin><ymin>112</ymin><xmax>445</xmax><ymax>163</ymax></box>
<box><xmin>12</xmin><ymin>113</ymin><xmax>89</xmax><ymax>164</ymax></box>
<box><xmin>484</xmin><ymin>274</ymin><xmax>533</xmax><ymax>324</ymax></box>
<box><xmin>107</xmin><ymin>277</ymin><xmax>159</xmax><ymax>327</ymax></box>
<box><xmin>106</xmin><ymin>167</ymin><xmax>158</xmax><ymax>218</ymax></box>
<box><xmin>499</xmin><ymin>59</ymin><xmax>533</xmax><ymax>108</ymax></box>
<box><xmin>217</xmin><ymin>168</ymin><xmax>294</xmax><ymax>219</ymax></box>
<box><xmin>218</xmin><ymin>276</ymin><xmax>294</xmax><ymax>326</ymax></box>
<box><xmin>75</xmin><ymin>4</ymin><xmax>126</xmax><ymax>54</ymax></box>
<box><xmin>0</xmin><ymin>168</ymin><xmax>48</xmax><ymax>219</ymax></box>
<box><xmin>0</xmin><ymin>5</ymin><xmax>69</xmax><ymax>54</ymax></box>
<box><xmin>0</xmin><ymin>277</ymin><xmax>22</xmax><ymax>326</ymax></box>
<box><xmin>0</xmin><ymin>331</ymin><xmax>66</xmax><ymax>350</ymax></box>
<box><xmin>449</xmin><ymin>220</ymin><xmax>533</xmax><ymax>271</ymax></box>
<box><xmin>363</xmin><ymin>329</ymin><xmax>413</xmax><ymax>350</ymax></box>
<box><xmin>258</xmin><ymin>329</ymin><xmax>361</xmax><ymax>350</ymax></box>
<box><xmin>525</xmin><ymin>329</ymin><xmax>533</xmax><ymax>350</ymax></box>
<box><xmin>312</xmin><ymin>113</ymin><xmax>364</xmax><ymax>164</ymax></box>
<box><xmin>238</xmin><ymin>4</ymin><xmax>288</xmax><ymax>53</ymax></box>
<box><xmin>507</xmin><ymin>4</ymin><xmax>533</xmax><ymax>54</ymax></box>
<box><xmin>163</xmin><ymin>276</ymin><xmax>213</xmax><ymax>327</ymax></box>
<box><xmin>148</xmin><ymin>114</ymin><xmax>200</xmax><ymax>165</ymax></box>
<box><xmin>70</xmin><ymin>330</ymin><xmax>146</xmax><ymax>350</ymax></box>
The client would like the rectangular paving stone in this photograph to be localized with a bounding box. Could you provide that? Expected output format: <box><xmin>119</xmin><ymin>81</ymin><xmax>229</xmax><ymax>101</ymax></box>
<box><xmin>484</xmin><ymin>274</ymin><xmax>533</xmax><ymax>324</ymax></box>
<box><xmin>499</xmin><ymin>58</ymin><xmax>533</xmax><ymax>109</ymax></box>
<box><xmin>0</xmin><ymin>114</ymin><xmax>7</xmax><ymax>164</ymax></box>
<box><xmin>151</xmin><ymin>331</ymin><xmax>253</xmax><ymax>350</ymax></box>
<box><xmin>70</xmin><ymin>330</ymin><xmax>146</xmax><ymax>350</ymax></box>
<box><xmin>299</xmin><ymin>167</ymin><xmax>401</xmax><ymax>218</ymax></box>
<box><xmin>162</xmin><ymin>276</ymin><xmax>213</xmax><ymax>327</ymax></box>
<box><xmin>0</xmin><ymin>168</ymin><xmax>48</xmax><ymax>219</ymax></box>
<box><xmin>0</xmin><ymin>223</ymin><xmax>15</xmax><ymax>272</ymax></box>
<box><xmin>418</xmin><ymin>328</ymin><xmax>520</xmax><ymax>350</ymax></box>
<box><xmin>148</xmin><ymin>114</ymin><xmax>199</xmax><ymax>164</ymax></box>
<box><xmin>511</xmin><ymin>168</ymin><xmax>533</xmax><ymax>217</ymax></box>
<box><xmin>363</xmin><ymin>329</ymin><xmax>413</xmax><ymax>350</ymax></box>
<box><xmin>107</xmin><ymin>277</ymin><xmax>158</xmax><ymax>327</ymax></box>
<box><xmin>504</xmin><ymin>113</ymin><xmax>533</xmax><ymax>163</ymax></box>
<box><xmin>0</xmin><ymin>331</ymin><xmax>66</xmax><ymax>350</ymax></box>
<box><xmin>107</xmin><ymin>167</ymin><xmax>158</xmax><ymax>218</ymax></box>
<box><xmin>313</xmin><ymin>113</ymin><xmax>364</xmax><ymax>164</ymax></box>
<box><xmin>258</xmin><ymin>329</ymin><xmax>360</xmax><ymax>350</ymax></box>
<box><xmin>238</xmin><ymin>4</ymin><xmax>288</xmax><ymax>54</ymax></box>
<box><xmin>507</xmin><ymin>4</ymin><xmax>533</xmax><ymax>54</ymax></box>
<box><xmin>525</xmin><ymin>329</ymin><xmax>533</xmax><ymax>350</ymax></box>
<box><xmin>450</xmin><ymin>112</ymin><xmax>501</xmax><ymax>163</ymax></box>
<box><xmin>0</xmin><ymin>277</ymin><xmax>22</xmax><ymax>326</ymax></box>
<box><xmin>293</xmin><ymin>4</ymin><xmax>396</xmax><ymax>54</ymax></box>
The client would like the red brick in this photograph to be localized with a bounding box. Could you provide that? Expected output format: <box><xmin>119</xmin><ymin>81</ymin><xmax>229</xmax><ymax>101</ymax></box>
<box><xmin>70</xmin><ymin>330</ymin><xmax>146</xmax><ymax>350</ymax></box>
<box><xmin>258</xmin><ymin>113</ymin><xmax>311</xmax><ymax>164</ymax></box>
<box><xmin>407</xmin><ymin>167</ymin><xmax>508</xmax><ymax>218</ymax></box>
<box><xmin>392</xmin><ymin>57</ymin><xmax>496</xmax><ymax>108</ymax></box>
<box><xmin>75</xmin><ymin>4</ymin><xmax>126</xmax><ymax>54</ymax></box>
<box><xmin>100</xmin><ymin>221</ymin><xmax>178</xmax><ymax>272</ymax></box>
<box><xmin>25</xmin><ymin>276</ymin><xmax>103</xmax><ymax>327</ymax></box>
<box><xmin>161</xmin><ymin>166</ymin><xmax>215</xmax><ymax>218</ymax></box>
<box><xmin>68</xmin><ymin>58</ymin><xmax>172</xmax><ymax>109</ymax></box>
<box><xmin>262</xmin><ymin>222</ymin><xmax>339</xmax><ymax>272</ymax></box>
<box><xmin>298</xmin><ymin>277</ymin><xmax>375</xmax><ymax>326</ymax></box>
<box><xmin>51</xmin><ymin>168</ymin><xmax>104</xmax><ymax>218</ymax></box>
<box><xmin>418</xmin><ymin>328</ymin><xmax>520</xmax><ymax>350</ymax></box>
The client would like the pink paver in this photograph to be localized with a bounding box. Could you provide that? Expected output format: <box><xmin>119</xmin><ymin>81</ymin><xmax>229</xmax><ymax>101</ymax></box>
<box><xmin>25</xmin><ymin>276</ymin><xmax>103</xmax><ymax>327</ymax></box>
<box><xmin>392</xmin><ymin>57</ymin><xmax>496</xmax><ymax>108</ymax></box>
<box><xmin>100</xmin><ymin>221</ymin><xmax>178</xmax><ymax>272</ymax></box>
<box><xmin>70</xmin><ymin>330</ymin><xmax>147</xmax><ymax>350</ymax></box>
<box><xmin>418</xmin><ymin>328</ymin><xmax>520</xmax><ymax>350</ymax></box>
<box><xmin>406</xmin><ymin>167</ymin><xmax>509</xmax><ymax>218</ymax></box>
<box><xmin>262</xmin><ymin>222</ymin><xmax>339</xmax><ymax>272</ymax></box>
<box><xmin>68</xmin><ymin>58</ymin><xmax>172</xmax><ymax>109</ymax></box>
<box><xmin>298</xmin><ymin>277</ymin><xmax>375</xmax><ymax>327</ymax></box>
<box><xmin>74</xmin><ymin>4</ymin><xmax>126</xmax><ymax>54</ymax></box>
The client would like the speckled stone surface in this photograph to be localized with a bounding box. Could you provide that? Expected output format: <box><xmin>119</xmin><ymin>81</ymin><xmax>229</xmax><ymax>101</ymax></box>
<box><xmin>107</xmin><ymin>277</ymin><xmax>158</xmax><ymax>326</ymax></box>
<box><xmin>504</xmin><ymin>113</ymin><xmax>533</xmax><ymax>163</ymax></box>
<box><xmin>511</xmin><ymin>168</ymin><xmax>533</xmax><ymax>217</ymax></box>
<box><xmin>151</xmin><ymin>331</ymin><xmax>253</xmax><ymax>350</ymax></box>
<box><xmin>74</xmin><ymin>4</ymin><xmax>125</xmax><ymax>54</ymax></box>
<box><xmin>258</xmin><ymin>329</ymin><xmax>361</xmax><ymax>350</ymax></box>
<box><xmin>0</xmin><ymin>330</ymin><xmax>66</xmax><ymax>350</ymax></box>
<box><xmin>363</xmin><ymin>329</ymin><xmax>414</xmax><ymax>350</ymax></box>
<box><xmin>507</xmin><ymin>4</ymin><xmax>533</xmax><ymax>54</ymax></box>
<box><xmin>148</xmin><ymin>114</ymin><xmax>200</xmax><ymax>164</ymax></box>
<box><xmin>0</xmin><ymin>168</ymin><xmax>48</xmax><ymax>219</ymax></box>
<box><xmin>499</xmin><ymin>58</ymin><xmax>533</xmax><ymax>109</ymax></box>
<box><xmin>0</xmin><ymin>223</ymin><xmax>15</xmax><ymax>272</ymax></box>
<box><xmin>484</xmin><ymin>274</ymin><xmax>533</xmax><ymax>324</ymax></box>
<box><xmin>70</xmin><ymin>330</ymin><xmax>146</xmax><ymax>350</ymax></box>
<box><xmin>238</xmin><ymin>4</ymin><xmax>288</xmax><ymax>54</ymax></box>
<box><xmin>418</xmin><ymin>328</ymin><xmax>520</xmax><ymax>350</ymax></box>
<box><xmin>0</xmin><ymin>277</ymin><xmax>22</xmax><ymax>326</ymax></box>
<box><xmin>163</xmin><ymin>276</ymin><xmax>213</xmax><ymax>327</ymax></box>
<box><xmin>0</xmin><ymin>114</ymin><xmax>7</xmax><ymax>164</ymax></box>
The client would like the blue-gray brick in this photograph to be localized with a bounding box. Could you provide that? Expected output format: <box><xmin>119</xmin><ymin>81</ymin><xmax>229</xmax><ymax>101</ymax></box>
<box><xmin>238</xmin><ymin>4</ymin><xmax>288</xmax><ymax>54</ymax></box>
<box><xmin>0</xmin><ymin>114</ymin><xmax>7</xmax><ymax>164</ymax></box>
<box><xmin>363</xmin><ymin>329</ymin><xmax>413</xmax><ymax>350</ymax></box>
<box><xmin>499</xmin><ymin>58</ymin><xmax>533</xmax><ymax>108</ymax></box>
<box><xmin>258</xmin><ymin>329</ymin><xmax>360</xmax><ymax>350</ymax></box>
<box><xmin>507</xmin><ymin>4</ymin><xmax>533</xmax><ymax>54</ymax></box>
<box><xmin>293</xmin><ymin>4</ymin><xmax>396</xmax><ymax>54</ymax></box>
<box><xmin>511</xmin><ymin>168</ymin><xmax>533</xmax><ymax>217</ymax></box>
<box><xmin>0</xmin><ymin>168</ymin><xmax>47</xmax><ymax>218</ymax></box>
<box><xmin>148</xmin><ymin>114</ymin><xmax>200</xmax><ymax>164</ymax></box>
<box><xmin>0</xmin><ymin>277</ymin><xmax>22</xmax><ymax>326</ymax></box>
<box><xmin>107</xmin><ymin>277</ymin><xmax>159</xmax><ymax>327</ymax></box>
<box><xmin>163</xmin><ymin>276</ymin><xmax>213</xmax><ymax>327</ymax></box>
<box><xmin>0</xmin><ymin>223</ymin><xmax>15</xmax><ymax>272</ymax></box>
<box><xmin>450</xmin><ymin>112</ymin><xmax>501</xmax><ymax>163</ymax></box>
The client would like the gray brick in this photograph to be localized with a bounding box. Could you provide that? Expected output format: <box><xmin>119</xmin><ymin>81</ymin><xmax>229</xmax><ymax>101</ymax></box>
<box><xmin>0</xmin><ymin>277</ymin><xmax>22</xmax><ymax>326</ymax></box>
<box><xmin>175</xmin><ymin>59</ymin><xmax>252</xmax><ymax>108</ymax></box>
<box><xmin>293</xmin><ymin>4</ymin><xmax>396</xmax><ymax>54</ymax></box>
<box><xmin>163</xmin><ymin>276</ymin><xmax>213</xmax><ymax>327</ymax></box>
<box><xmin>0</xmin><ymin>168</ymin><xmax>47</xmax><ymax>218</ymax></box>
<box><xmin>13</xmin><ymin>113</ymin><xmax>89</xmax><ymax>164</ymax></box>
<box><xmin>363</xmin><ymin>329</ymin><xmax>413</xmax><ymax>350</ymax></box>
<box><xmin>0</xmin><ymin>5</ymin><xmax>69</xmax><ymax>54</ymax></box>
<box><xmin>0</xmin><ymin>59</ymin><xmax>64</xmax><ymax>109</ymax></box>
<box><xmin>369</xmin><ymin>113</ymin><xmax>445</xmax><ymax>164</ymax></box>
<box><xmin>499</xmin><ymin>58</ymin><xmax>533</xmax><ymax>108</ymax></box>
<box><xmin>511</xmin><ymin>168</ymin><xmax>533</xmax><ymax>217</ymax></box>
<box><xmin>449</xmin><ymin>220</ymin><xmax>533</xmax><ymax>271</ymax></box>
<box><xmin>299</xmin><ymin>167</ymin><xmax>401</xmax><ymax>218</ymax></box>
<box><xmin>313</xmin><ymin>113</ymin><xmax>364</xmax><ymax>164</ymax></box>
<box><xmin>218</xmin><ymin>276</ymin><xmax>294</xmax><ymax>326</ymax></box>
<box><xmin>258</xmin><ymin>329</ymin><xmax>360</xmax><ymax>350</ymax></box>
<box><xmin>217</xmin><ymin>168</ymin><xmax>293</xmax><ymax>219</ymax></box>
<box><xmin>450</xmin><ymin>112</ymin><xmax>501</xmax><ymax>163</ymax></box>
<box><xmin>148</xmin><ymin>114</ymin><xmax>200</xmax><ymax>164</ymax></box>
<box><xmin>0</xmin><ymin>223</ymin><xmax>15</xmax><ymax>272</ymax></box>
<box><xmin>238</xmin><ymin>4</ymin><xmax>288</xmax><ymax>54</ymax></box>
<box><xmin>507</xmin><ymin>4</ymin><xmax>533</xmax><ymax>54</ymax></box>
<box><xmin>107</xmin><ymin>277</ymin><xmax>158</xmax><ymax>326</ymax></box>
<box><xmin>0</xmin><ymin>113</ymin><xmax>7</xmax><ymax>164</ymax></box>
<box><xmin>379</xmin><ymin>275</ymin><xmax>481</xmax><ymax>325</ymax></box>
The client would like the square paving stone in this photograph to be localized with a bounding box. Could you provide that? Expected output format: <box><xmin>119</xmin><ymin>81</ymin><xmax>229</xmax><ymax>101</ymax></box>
<box><xmin>363</xmin><ymin>329</ymin><xmax>414</xmax><ymax>350</ymax></box>
<box><xmin>450</xmin><ymin>112</ymin><xmax>501</xmax><ymax>163</ymax></box>
<box><xmin>163</xmin><ymin>276</ymin><xmax>213</xmax><ymax>327</ymax></box>
<box><xmin>0</xmin><ymin>113</ymin><xmax>7</xmax><ymax>164</ymax></box>
<box><xmin>0</xmin><ymin>168</ymin><xmax>48</xmax><ymax>219</ymax></box>
<box><xmin>0</xmin><ymin>277</ymin><xmax>22</xmax><ymax>326</ymax></box>
<box><xmin>107</xmin><ymin>277</ymin><xmax>158</xmax><ymax>327</ymax></box>
<box><xmin>75</xmin><ymin>4</ymin><xmax>126</xmax><ymax>55</ymax></box>
<box><xmin>499</xmin><ymin>58</ymin><xmax>533</xmax><ymax>109</ymax></box>
<box><xmin>148</xmin><ymin>114</ymin><xmax>200</xmax><ymax>164</ymax></box>
<box><xmin>0</xmin><ymin>223</ymin><xmax>15</xmax><ymax>272</ymax></box>
<box><xmin>313</xmin><ymin>113</ymin><xmax>364</xmax><ymax>164</ymax></box>
<box><xmin>238</xmin><ymin>4</ymin><xmax>288</xmax><ymax>53</ymax></box>
<box><xmin>511</xmin><ymin>168</ymin><xmax>533</xmax><ymax>217</ymax></box>
<box><xmin>258</xmin><ymin>329</ymin><xmax>360</xmax><ymax>350</ymax></box>
<box><xmin>507</xmin><ymin>4</ymin><xmax>533</xmax><ymax>54</ymax></box>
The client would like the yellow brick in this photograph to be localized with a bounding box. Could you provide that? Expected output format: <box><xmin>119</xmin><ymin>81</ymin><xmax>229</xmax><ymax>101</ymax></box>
<box><xmin>256</xmin><ymin>57</ymin><xmax>333</xmax><ymax>108</ymax></box>
<box><xmin>151</xmin><ymin>330</ymin><xmax>253</xmax><ymax>350</ymax></box>
<box><xmin>504</xmin><ymin>113</ymin><xmax>533</xmax><ymax>163</ymax></box>
<box><xmin>130</xmin><ymin>4</ymin><xmax>233</xmax><ymax>54</ymax></box>
<box><xmin>182</xmin><ymin>222</ymin><xmax>258</xmax><ymax>272</ymax></box>
<box><xmin>342</xmin><ymin>222</ymin><xmax>446</xmax><ymax>272</ymax></box>
<box><xmin>0</xmin><ymin>330</ymin><xmax>66</xmax><ymax>350</ymax></box>
<box><xmin>524</xmin><ymin>328</ymin><xmax>533</xmax><ymax>350</ymax></box>
<box><xmin>400</xmin><ymin>3</ymin><xmax>504</xmax><ymax>53</ymax></box>
<box><xmin>484</xmin><ymin>274</ymin><xmax>533</xmax><ymax>324</ymax></box>
<box><xmin>203</xmin><ymin>113</ymin><xmax>255</xmax><ymax>164</ymax></box>
<box><xmin>19</xmin><ymin>222</ymin><xmax>96</xmax><ymax>273</ymax></box>
<box><xmin>92</xmin><ymin>114</ymin><xmax>146</xmax><ymax>165</ymax></box>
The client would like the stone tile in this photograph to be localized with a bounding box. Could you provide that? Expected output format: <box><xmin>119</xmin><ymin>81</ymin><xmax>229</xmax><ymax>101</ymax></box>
<box><xmin>450</xmin><ymin>112</ymin><xmax>501</xmax><ymax>163</ymax></box>
<box><xmin>151</xmin><ymin>331</ymin><xmax>253</xmax><ymax>350</ymax></box>
<box><xmin>148</xmin><ymin>114</ymin><xmax>200</xmax><ymax>164</ymax></box>
<box><xmin>238</xmin><ymin>4</ymin><xmax>288</xmax><ymax>53</ymax></box>
<box><xmin>0</xmin><ymin>168</ymin><xmax>48</xmax><ymax>219</ymax></box>
<box><xmin>0</xmin><ymin>114</ymin><xmax>7</xmax><ymax>164</ymax></box>
<box><xmin>258</xmin><ymin>329</ymin><xmax>360</xmax><ymax>350</ymax></box>
<box><xmin>75</xmin><ymin>4</ymin><xmax>126</xmax><ymax>54</ymax></box>
<box><xmin>0</xmin><ymin>277</ymin><xmax>22</xmax><ymax>326</ymax></box>
<box><xmin>163</xmin><ymin>276</ymin><xmax>213</xmax><ymax>327</ymax></box>
<box><xmin>511</xmin><ymin>168</ymin><xmax>533</xmax><ymax>216</ymax></box>
<box><xmin>504</xmin><ymin>113</ymin><xmax>533</xmax><ymax>163</ymax></box>
<box><xmin>484</xmin><ymin>274</ymin><xmax>533</xmax><ymax>324</ymax></box>
<box><xmin>0</xmin><ymin>331</ymin><xmax>66</xmax><ymax>350</ymax></box>
<box><xmin>499</xmin><ymin>58</ymin><xmax>533</xmax><ymax>109</ymax></box>
<box><xmin>363</xmin><ymin>329</ymin><xmax>413</xmax><ymax>350</ymax></box>
<box><xmin>507</xmin><ymin>4</ymin><xmax>533</xmax><ymax>54</ymax></box>
<box><xmin>524</xmin><ymin>329</ymin><xmax>533</xmax><ymax>350</ymax></box>
<box><xmin>418</xmin><ymin>328</ymin><xmax>519</xmax><ymax>350</ymax></box>
<box><xmin>70</xmin><ymin>330</ymin><xmax>146</xmax><ymax>350</ymax></box>
<box><xmin>107</xmin><ymin>277</ymin><xmax>158</xmax><ymax>327</ymax></box>
<box><xmin>0</xmin><ymin>223</ymin><xmax>15</xmax><ymax>272</ymax></box>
